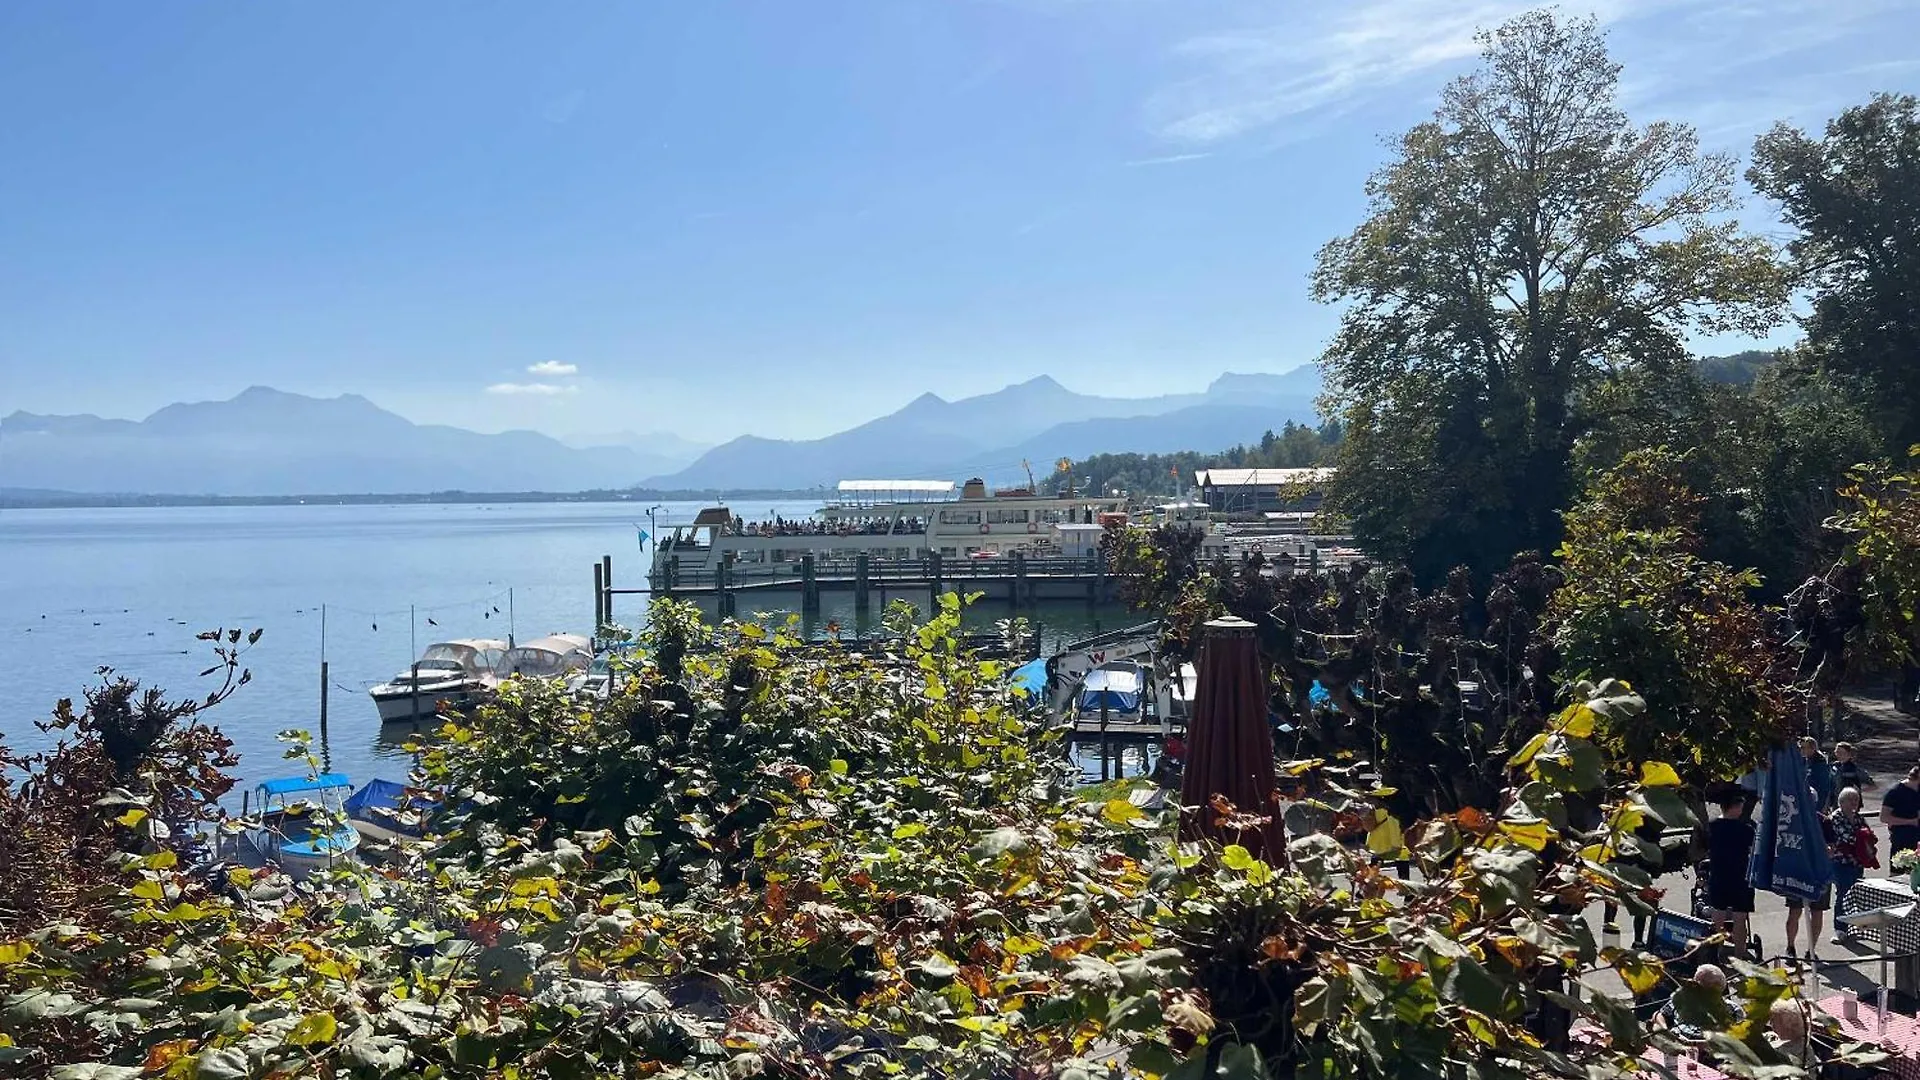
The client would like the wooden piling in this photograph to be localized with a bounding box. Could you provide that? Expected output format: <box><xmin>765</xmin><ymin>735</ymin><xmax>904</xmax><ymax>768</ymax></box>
<box><xmin>410</xmin><ymin>661</ymin><xmax>422</xmax><ymax>726</ymax></box>
<box><xmin>854</xmin><ymin>552</ymin><xmax>871</xmax><ymax>612</ymax></box>
<box><xmin>718</xmin><ymin>552</ymin><xmax>735</xmax><ymax>617</ymax></box>
<box><xmin>801</xmin><ymin>554</ymin><xmax>818</xmax><ymax>616</ymax></box>
<box><xmin>928</xmin><ymin>550</ymin><xmax>943</xmax><ymax>598</ymax></box>
<box><xmin>601</xmin><ymin>555</ymin><xmax>614</xmax><ymax>625</ymax></box>
<box><xmin>593</xmin><ymin>561</ymin><xmax>606</xmax><ymax>629</ymax></box>
<box><xmin>318</xmin><ymin>660</ymin><xmax>329</xmax><ymax>745</ymax></box>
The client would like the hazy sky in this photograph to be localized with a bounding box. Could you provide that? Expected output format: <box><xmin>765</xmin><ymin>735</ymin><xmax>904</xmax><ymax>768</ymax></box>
<box><xmin>3</xmin><ymin>2</ymin><xmax>1914</xmax><ymax>443</ymax></box>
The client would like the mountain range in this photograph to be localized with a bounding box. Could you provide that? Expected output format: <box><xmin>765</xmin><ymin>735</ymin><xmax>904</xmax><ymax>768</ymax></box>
<box><xmin>648</xmin><ymin>369</ymin><xmax>1323</xmax><ymax>489</ymax></box>
<box><xmin>0</xmin><ymin>387</ymin><xmax>701</xmax><ymax>495</ymax></box>
<box><xmin>1</xmin><ymin>369</ymin><xmax>1322</xmax><ymax>496</ymax></box>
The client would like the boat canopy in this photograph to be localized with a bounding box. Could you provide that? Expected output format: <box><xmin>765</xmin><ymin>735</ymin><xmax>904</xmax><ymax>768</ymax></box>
<box><xmin>831</xmin><ymin>479</ymin><xmax>958</xmax><ymax>507</ymax></box>
<box><xmin>496</xmin><ymin>634</ymin><xmax>593</xmax><ymax>678</ymax></box>
<box><xmin>258</xmin><ymin>772</ymin><xmax>352</xmax><ymax>797</ymax></box>
<box><xmin>1009</xmin><ymin>657</ymin><xmax>1048</xmax><ymax>697</ymax></box>
<box><xmin>1078</xmin><ymin>665</ymin><xmax>1144</xmax><ymax>714</ymax></box>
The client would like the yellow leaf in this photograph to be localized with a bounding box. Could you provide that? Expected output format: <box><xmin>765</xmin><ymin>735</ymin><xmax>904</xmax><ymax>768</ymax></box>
<box><xmin>142</xmin><ymin>849</ymin><xmax>178</xmax><ymax>869</ymax></box>
<box><xmin>287</xmin><ymin>1011</ymin><xmax>338</xmax><ymax>1047</ymax></box>
<box><xmin>1613</xmin><ymin>953</ymin><xmax>1665</xmax><ymax>996</ymax></box>
<box><xmin>0</xmin><ymin>941</ymin><xmax>31</xmax><ymax>965</ymax></box>
<box><xmin>130</xmin><ymin>879</ymin><xmax>166</xmax><ymax>901</ymax></box>
<box><xmin>1508</xmin><ymin>732</ymin><xmax>1550</xmax><ymax>768</ymax></box>
<box><xmin>1101</xmin><ymin>798</ymin><xmax>1145</xmax><ymax>825</ymax></box>
<box><xmin>1499</xmin><ymin>819</ymin><xmax>1551</xmax><ymax>852</ymax></box>
<box><xmin>116</xmin><ymin>808</ymin><xmax>148</xmax><ymax>827</ymax></box>
<box><xmin>1560</xmin><ymin>703</ymin><xmax>1596</xmax><ymax>738</ymax></box>
<box><xmin>1639</xmin><ymin>761</ymin><xmax>1683</xmax><ymax>787</ymax></box>
<box><xmin>1002</xmin><ymin>934</ymin><xmax>1047</xmax><ymax>956</ymax></box>
<box><xmin>1221</xmin><ymin>844</ymin><xmax>1256</xmax><ymax>871</ymax></box>
<box><xmin>226</xmin><ymin>866</ymin><xmax>255</xmax><ymax>889</ymax></box>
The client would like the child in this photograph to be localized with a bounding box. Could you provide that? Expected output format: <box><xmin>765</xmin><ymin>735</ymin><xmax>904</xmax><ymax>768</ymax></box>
<box><xmin>1705</xmin><ymin>792</ymin><xmax>1757</xmax><ymax>957</ymax></box>
<box><xmin>1832</xmin><ymin>741</ymin><xmax>1874</xmax><ymax>792</ymax></box>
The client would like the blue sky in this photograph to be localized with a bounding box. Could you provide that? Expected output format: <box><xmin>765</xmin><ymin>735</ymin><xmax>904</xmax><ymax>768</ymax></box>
<box><xmin>2</xmin><ymin>1</ymin><xmax>1914</xmax><ymax>443</ymax></box>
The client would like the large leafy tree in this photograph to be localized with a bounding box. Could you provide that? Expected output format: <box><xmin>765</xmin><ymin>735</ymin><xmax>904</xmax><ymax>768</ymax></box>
<box><xmin>1751</xmin><ymin>92</ymin><xmax>1920</xmax><ymax>451</ymax></box>
<box><xmin>1313</xmin><ymin>10</ymin><xmax>1786</xmax><ymax>579</ymax></box>
<box><xmin>1550</xmin><ymin>450</ymin><xmax>1794</xmax><ymax>786</ymax></box>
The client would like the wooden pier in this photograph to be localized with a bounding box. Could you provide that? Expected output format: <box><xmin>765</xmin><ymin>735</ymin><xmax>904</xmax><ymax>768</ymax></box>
<box><xmin>602</xmin><ymin>551</ymin><xmax>1120</xmax><ymax>619</ymax></box>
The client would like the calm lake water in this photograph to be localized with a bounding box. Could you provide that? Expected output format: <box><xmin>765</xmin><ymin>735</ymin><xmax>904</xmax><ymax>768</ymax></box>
<box><xmin>0</xmin><ymin>502</ymin><xmax>1135</xmax><ymax>794</ymax></box>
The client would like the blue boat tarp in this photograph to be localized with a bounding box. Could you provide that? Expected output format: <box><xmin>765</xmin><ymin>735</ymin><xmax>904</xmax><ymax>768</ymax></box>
<box><xmin>1010</xmin><ymin>658</ymin><xmax>1048</xmax><ymax>697</ymax></box>
<box><xmin>258</xmin><ymin>773</ymin><xmax>351</xmax><ymax>797</ymax></box>
<box><xmin>281</xmin><ymin>826</ymin><xmax>359</xmax><ymax>857</ymax></box>
<box><xmin>1079</xmin><ymin>667</ymin><xmax>1143</xmax><ymax>714</ymax></box>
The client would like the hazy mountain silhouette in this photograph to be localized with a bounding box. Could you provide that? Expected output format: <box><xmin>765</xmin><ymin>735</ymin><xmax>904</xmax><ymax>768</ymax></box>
<box><xmin>652</xmin><ymin>368</ymin><xmax>1322</xmax><ymax>489</ymax></box>
<box><xmin>0</xmin><ymin>387</ymin><xmax>684</xmax><ymax>495</ymax></box>
<box><xmin>3</xmin><ymin>370</ymin><xmax>1321</xmax><ymax>496</ymax></box>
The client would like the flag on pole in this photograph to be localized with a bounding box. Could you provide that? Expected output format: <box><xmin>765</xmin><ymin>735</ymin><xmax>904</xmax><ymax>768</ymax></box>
<box><xmin>637</xmin><ymin>528</ymin><xmax>650</xmax><ymax>549</ymax></box>
<box><xmin>1749</xmin><ymin>743</ymin><xmax>1834</xmax><ymax>902</ymax></box>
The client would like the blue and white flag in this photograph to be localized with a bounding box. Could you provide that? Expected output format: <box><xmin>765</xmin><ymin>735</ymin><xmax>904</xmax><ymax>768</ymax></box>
<box><xmin>637</xmin><ymin>528</ymin><xmax>650</xmax><ymax>549</ymax></box>
<box><xmin>1749</xmin><ymin>743</ymin><xmax>1835</xmax><ymax>902</ymax></box>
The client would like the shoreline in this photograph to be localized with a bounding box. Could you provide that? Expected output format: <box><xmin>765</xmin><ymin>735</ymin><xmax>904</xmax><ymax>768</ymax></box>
<box><xmin>0</xmin><ymin>488</ymin><xmax>820</xmax><ymax>510</ymax></box>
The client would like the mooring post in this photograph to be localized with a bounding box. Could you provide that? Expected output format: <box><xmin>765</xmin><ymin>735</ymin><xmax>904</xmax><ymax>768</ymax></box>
<box><xmin>318</xmin><ymin>659</ymin><xmax>330</xmax><ymax>745</ymax></box>
<box><xmin>668</xmin><ymin>555</ymin><xmax>680</xmax><ymax>592</ymax></box>
<box><xmin>928</xmin><ymin>550</ymin><xmax>943</xmax><ymax>598</ymax></box>
<box><xmin>854</xmin><ymin>552</ymin><xmax>871</xmax><ymax>612</ymax></box>
<box><xmin>593</xmin><ymin>561</ymin><xmax>606</xmax><ymax>629</ymax></box>
<box><xmin>800</xmin><ymin>554</ymin><xmax>818</xmax><ymax>616</ymax></box>
<box><xmin>410</xmin><ymin>661</ymin><xmax>422</xmax><ymax>726</ymax></box>
<box><xmin>601</xmin><ymin>554</ymin><xmax>613</xmax><ymax>625</ymax></box>
<box><xmin>1100</xmin><ymin>698</ymin><xmax>1112</xmax><ymax>781</ymax></box>
<box><xmin>718</xmin><ymin>551</ymin><xmax>735</xmax><ymax>617</ymax></box>
<box><xmin>1013</xmin><ymin>551</ymin><xmax>1027</xmax><ymax>606</ymax></box>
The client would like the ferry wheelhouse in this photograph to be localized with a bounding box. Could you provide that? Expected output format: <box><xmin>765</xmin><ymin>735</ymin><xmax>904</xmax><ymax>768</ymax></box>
<box><xmin>651</xmin><ymin>478</ymin><xmax>1129</xmax><ymax>585</ymax></box>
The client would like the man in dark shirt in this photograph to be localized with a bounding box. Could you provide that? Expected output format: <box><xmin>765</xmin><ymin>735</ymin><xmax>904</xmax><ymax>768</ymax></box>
<box><xmin>1832</xmin><ymin>741</ymin><xmax>1874</xmax><ymax>793</ymax></box>
<box><xmin>1882</xmin><ymin>766</ymin><xmax>1920</xmax><ymax>861</ymax></box>
<box><xmin>1706</xmin><ymin>793</ymin><xmax>1757</xmax><ymax>957</ymax></box>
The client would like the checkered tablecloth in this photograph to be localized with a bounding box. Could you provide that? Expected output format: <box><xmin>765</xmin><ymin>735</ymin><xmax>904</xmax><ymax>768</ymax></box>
<box><xmin>1845</xmin><ymin>878</ymin><xmax>1920</xmax><ymax>955</ymax></box>
<box><xmin>1818</xmin><ymin>994</ymin><xmax>1920</xmax><ymax>1080</ymax></box>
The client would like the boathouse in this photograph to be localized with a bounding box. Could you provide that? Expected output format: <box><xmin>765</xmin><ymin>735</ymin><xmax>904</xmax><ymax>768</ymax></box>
<box><xmin>1194</xmin><ymin>467</ymin><xmax>1335</xmax><ymax>514</ymax></box>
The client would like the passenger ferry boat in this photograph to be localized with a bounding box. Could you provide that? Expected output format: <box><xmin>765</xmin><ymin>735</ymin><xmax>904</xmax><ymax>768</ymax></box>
<box><xmin>651</xmin><ymin>478</ymin><xmax>1131</xmax><ymax>585</ymax></box>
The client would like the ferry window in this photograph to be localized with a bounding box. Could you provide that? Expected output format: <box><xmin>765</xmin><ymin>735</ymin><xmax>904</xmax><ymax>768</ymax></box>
<box><xmin>986</xmin><ymin>509</ymin><xmax>1029</xmax><ymax>524</ymax></box>
<box><xmin>939</xmin><ymin>509</ymin><xmax>981</xmax><ymax>525</ymax></box>
<box><xmin>940</xmin><ymin>547</ymin><xmax>957</xmax><ymax>557</ymax></box>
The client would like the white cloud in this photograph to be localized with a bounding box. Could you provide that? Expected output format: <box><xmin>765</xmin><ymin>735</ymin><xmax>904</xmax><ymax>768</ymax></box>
<box><xmin>526</xmin><ymin>361</ymin><xmax>579</xmax><ymax>376</ymax></box>
<box><xmin>1142</xmin><ymin>0</ymin><xmax>1906</xmax><ymax>146</ymax></box>
<box><xmin>486</xmin><ymin>382</ymin><xmax>579</xmax><ymax>396</ymax></box>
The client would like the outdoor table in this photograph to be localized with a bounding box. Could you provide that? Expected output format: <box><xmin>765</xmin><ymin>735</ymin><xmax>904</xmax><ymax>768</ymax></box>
<box><xmin>1818</xmin><ymin>993</ymin><xmax>1920</xmax><ymax>1079</ymax></box>
<box><xmin>1845</xmin><ymin>878</ymin><xmax>1920</xmax><ymax>995</ymax></box>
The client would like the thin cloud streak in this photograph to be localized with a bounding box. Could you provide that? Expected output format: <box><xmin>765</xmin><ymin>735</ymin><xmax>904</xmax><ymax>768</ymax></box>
<box><xmin>526</xmin><ymin>361</ymin><xmax>579</xmax><ymax>376</ymax></box>
<box><xmin>1142</xmin><ymin>0</ymin><xmax>1895</xmax><ymax>146</ymax></box>
<box><xmin>486</xmin><ymin>382</ymin><xmax>579</xmax><ymax>396</ymax></box>
<box><xmin>1124</xmin><ymin>152</ymin><xmax>1213</xmax><ymax>167</ymax></box>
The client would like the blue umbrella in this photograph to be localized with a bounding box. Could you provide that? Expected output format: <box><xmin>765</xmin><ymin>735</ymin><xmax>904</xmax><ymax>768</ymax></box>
<box><xmin>1749</xmin><ymin>743</ymin><xmax>1835</xmax><ymax>902</ymax></box>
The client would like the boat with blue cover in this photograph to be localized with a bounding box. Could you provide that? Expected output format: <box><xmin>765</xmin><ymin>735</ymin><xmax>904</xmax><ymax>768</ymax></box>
<box><xmin>343</xmin><ymin>778</ymin><xmax>439</xmax><ymax>845</ymax></box>
<box><xmin>241</xmin><ymin>773</ymin><xmax>359</xmax><ymax>879</ymax></box>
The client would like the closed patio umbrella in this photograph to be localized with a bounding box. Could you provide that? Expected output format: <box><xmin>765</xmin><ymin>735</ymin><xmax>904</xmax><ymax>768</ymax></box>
<box><xmin>1179</xmin><ymin>616</ymin><xmax>1287</xmax><ymax>864</ymax></box>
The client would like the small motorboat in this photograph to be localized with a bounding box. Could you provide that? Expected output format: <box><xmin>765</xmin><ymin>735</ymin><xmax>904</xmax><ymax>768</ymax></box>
<box><xmin>369</xmin><ymin>638</ymin><xmax>508</xmax><ymax>723</ymax></box>
<box><xmin>494</xmin><ymin>633</ymin><xmax>593</xmax><ymax>692</ymax></box>
<box><xmin>1077</xmin><ymin>662</ymin><xmax>1146</xmax><ymax>719</ymax></box>
<box><xmin>343</xmin><ymin>778</ymin><xmax>438</xmax><ymax>845</ymax></box>
<box><xmin>243</xmin><ymin>773</ymin><xmax>359</xmax><ymax>880</ymax></box>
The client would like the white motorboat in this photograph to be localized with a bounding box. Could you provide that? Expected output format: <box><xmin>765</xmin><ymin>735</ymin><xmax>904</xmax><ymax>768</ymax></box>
<box><xmin>494</xmin><ymin>633</ymin><xmax>593</xmax><ymax>691</ymax></box>
<box><xmin>242</xmin><ymin>773</ymin><xmax>360</xmax><ymax>880</ymax></box>
<box><xmin>368</xmin><ymin>638</ymin><xmax>508</xmax><ymax>724</ymax></box>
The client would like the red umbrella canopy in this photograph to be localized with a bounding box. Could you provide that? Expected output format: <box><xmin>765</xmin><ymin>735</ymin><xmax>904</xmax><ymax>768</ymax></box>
<box><xmin>1179</xmin><ymin>616</ymin><xmax>1287</xmax><ymax>864</ymax></box>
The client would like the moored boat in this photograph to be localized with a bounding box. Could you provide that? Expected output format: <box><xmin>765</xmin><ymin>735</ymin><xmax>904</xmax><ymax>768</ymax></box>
<box><xmin>494</xmin><ymin>633</ymin><xmax>593</xmax><ymax>691</ymax></box>
<box><xmin>368</xmin><ymin>638</ymin><xmax>508</xmax><ymax>723</ymax></box>
<box><xmin>344</xmin><ymin>778</ymin><xmax>438</xmax><ymax>845</ymax></box>
<box><xmin>243</xmin><ymin>773</ymin><xmax>359</xmax><ymax>880</ymax></box>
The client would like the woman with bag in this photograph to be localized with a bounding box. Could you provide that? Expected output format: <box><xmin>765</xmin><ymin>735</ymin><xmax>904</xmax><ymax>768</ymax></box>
<box><xmin>1829</xmin><ymin>786</ymin><xmax>1876</xmax><ymax>944</ymax></box>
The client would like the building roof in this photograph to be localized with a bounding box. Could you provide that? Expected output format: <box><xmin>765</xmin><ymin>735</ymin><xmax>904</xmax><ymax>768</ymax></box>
<box><xmin>1194</xmin><ymin>467</ymin><xmax>1336</xmax><ymax>488</ymax></box>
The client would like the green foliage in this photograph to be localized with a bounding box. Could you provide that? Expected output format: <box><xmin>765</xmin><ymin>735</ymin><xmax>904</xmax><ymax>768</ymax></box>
<box><xmin>1826</xmin><ymin>447</ymin><xmax>1920</xmax><ymax>675</ymax></box>
<box><xmin>1043</xmin><ymin>422</ymin><xmax>1342</xmax><ymax>500</ymax></box>
<box><xmin>0</xmin><ymin>601</ymin><xmax>1839</xmax><ymax>1079</ymax></box>
<box><xmin>1751</xmin><ymin>93</ymin><xmax>1920</xmax><ymax>451</ymax></box>
<box><xmin>1550</xmin><ymin>450</ymin><xmax>1792</xmax><ymax>785</ymax></box>
<box><xmin>1313</xmin><ymin>11</ymin><xmax>1788</xmax><ymax>581</ymax></box>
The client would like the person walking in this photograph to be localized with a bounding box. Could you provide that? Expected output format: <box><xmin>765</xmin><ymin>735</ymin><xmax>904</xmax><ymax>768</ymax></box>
<box><xmin>1784</xmin><ymin>806</ymin><xmax>1838</xmax><ymax>958</ymax></box>
<box><xmin>1800</xmin><ymin>736</ymin><xmax>1835</xmax><ymax>811</ymax></box>
<box><xmin>1832</xmin><ymin>741</ymin><xmax>1874</xmax><ymax>793</ymax></box>
<box><xmin>1829</xmin><ymin>787</ymin><xmax>1876</xmax><ymax>944</ymax></box>
<box><xmin>1706</xmin><ymin>792</ymin><xmax>1757</xmax><ymax>958</ymax></box>
<box><xmin>1881</xmin><ymin>765</ymin><xmax>1920</xmax><ymax>863</ymax></box>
